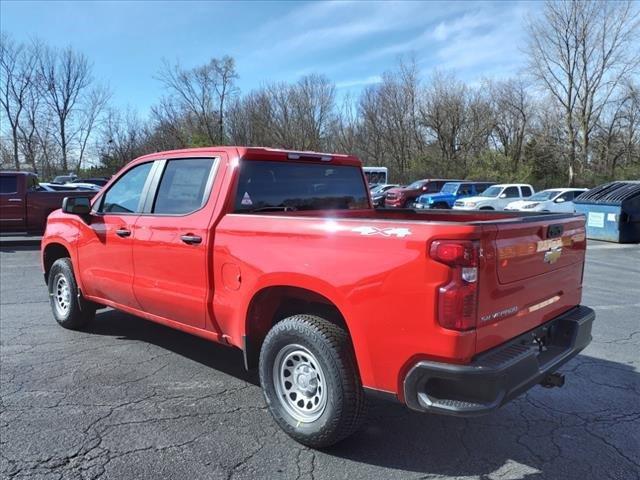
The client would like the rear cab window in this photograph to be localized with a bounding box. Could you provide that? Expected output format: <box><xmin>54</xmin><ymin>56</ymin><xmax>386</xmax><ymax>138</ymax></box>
<box><xmin>234</xmin><ymin>160</ymin><xmax>369</xmax><ymax>213</ymax></box>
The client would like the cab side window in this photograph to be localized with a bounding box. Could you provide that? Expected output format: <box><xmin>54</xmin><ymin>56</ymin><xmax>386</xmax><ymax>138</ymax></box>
<box><xmin>99</xmin><ymin>162</ymin><xmax>153</xmax><ymax>214</ymax></box>
<box><xmin>521</xmin><ymin>186</ymin><xmax>533</xmax><ymax>197</ymax></box>
<box><xmin>428</xmin><ymin>182</ymin><xmax>444</xmax><ymax>193</ymax></box>
<box><xmin>458</xmin><ymin>185</ymin><xmax>472</xmax><ymax>195</ymax></box>
<box><xmin>153</xmin><ymin>159</ymin><xmax>215</xmax><ymax>215</ymax></box>
<box><xmin>558</xmin><ymin>191</ymin><xmax>575</xmax><ymax>202</ymax></box>
<box><xmin>475</xmin><ymin>183</ymin><xmax>491</xmax><ymax>194</ymax></box>
<box><xmin>0</xmin><ymin>176</ymin><xmax>18</xmax><ymax>194</ymax></box>
<box><xmin>504</xmin><ymin>186</ymin><xmax>520</xmax><ymax>198</ymax></box>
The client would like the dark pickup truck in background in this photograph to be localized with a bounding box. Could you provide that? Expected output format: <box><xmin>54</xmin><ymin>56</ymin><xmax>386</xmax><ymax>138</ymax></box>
<box><xmin>0</xmin><ymin>171</ymin><xmax>98</xmax><ymax>234</ymax></box>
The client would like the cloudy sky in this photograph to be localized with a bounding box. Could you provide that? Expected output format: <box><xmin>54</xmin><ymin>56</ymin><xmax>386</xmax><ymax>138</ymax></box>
<box><xmin>1</xmin><ymin>0</ymin><xmax>539</xmax><ymax>111</ymax></box>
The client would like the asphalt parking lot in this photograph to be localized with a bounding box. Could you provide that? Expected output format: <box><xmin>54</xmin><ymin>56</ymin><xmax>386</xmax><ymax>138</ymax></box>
<box><xmin>1</xmin><ymin>242</ymin><xmax>638</xmax><ymax>480</ymax></box>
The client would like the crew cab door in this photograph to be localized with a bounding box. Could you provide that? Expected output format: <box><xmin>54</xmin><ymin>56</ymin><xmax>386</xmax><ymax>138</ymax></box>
<box><xmin>0</xmin><ymin>174</ymin><xmax>26</xmax><ymax>230</ymax></box>
<box><xmin>554</xmin><ymin>191</ymin><xmax>577</xmax><ymax>212</ymax></box>
<box><xmin>132</xmin><ymin>157</ymin><xmax>219</xmax><ymax>329</ymax></box>
<box><xmin>496</xmin><ymin>186</ymin><xmax>520</xmax><ymax>210</ymax></box>
<box><xmin>77</xmin><ymin>161</ymin><xmax>155</xmax><ymax>307</ymax></box>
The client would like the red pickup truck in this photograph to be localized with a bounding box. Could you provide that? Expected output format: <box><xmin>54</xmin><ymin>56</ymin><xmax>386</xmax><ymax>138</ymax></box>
<box><xmin>41</xmin><ymin>147</ymin><xmax>594</xmax><ymax>448</ymax></box>
<box><xmin>0</xmin><ymin>171</ymin><xmax>96</xmax><ymax>234</ymax></box>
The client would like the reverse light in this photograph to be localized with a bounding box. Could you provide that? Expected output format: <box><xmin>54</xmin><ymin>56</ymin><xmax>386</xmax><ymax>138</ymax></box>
<box><xmin>430</xmin><ymin>240</ymin><xmax>479</xmax><ymax>331</ymax></box>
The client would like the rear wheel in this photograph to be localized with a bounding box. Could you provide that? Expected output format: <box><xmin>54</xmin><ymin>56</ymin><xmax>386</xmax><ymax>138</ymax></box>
<box><xmin>480</xmin><ymin>206</ymin><xmax>494</xmax><ymax>210</ymax></box>
<box><xmin>48</xmin><ymin>258</ymin><xmax>95</xmax><ymax>330</ymax></box>
<box><xmin>259</xmin><ymin>314</ymin><xmax>366</xmax><ymax>448</ymax></box>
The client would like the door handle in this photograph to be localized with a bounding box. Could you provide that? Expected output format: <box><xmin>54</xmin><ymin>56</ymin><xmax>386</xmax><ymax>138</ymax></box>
<box><xmin>181</xmin><ymin>234</ymin><xmax>202</xmax><ymax>245</ymax></box>
<box><xmin>8</xmin><ymin>198</ymin><xmax>22</xmax><ymax>202</ymax></box>
<box><xmin>116</xmin><ymin>228</ymin><xmax>131</xmax><ymax>238</ymax></box>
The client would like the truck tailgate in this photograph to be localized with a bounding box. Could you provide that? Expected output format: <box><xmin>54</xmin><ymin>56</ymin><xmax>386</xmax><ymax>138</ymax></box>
<box><xmin>475</xmin><ymin>214</ymin><xmax>587</xmax><ymax>354</ymax></box>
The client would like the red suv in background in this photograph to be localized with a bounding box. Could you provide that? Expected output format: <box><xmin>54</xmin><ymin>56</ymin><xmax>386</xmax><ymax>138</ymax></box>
<box><xmin>384</xmin><ymin>179</ymin><xmax>459</xmax><ymax>208</ymax></box>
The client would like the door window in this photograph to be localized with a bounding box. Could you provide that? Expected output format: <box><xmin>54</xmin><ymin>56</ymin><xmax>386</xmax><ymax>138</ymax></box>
<box><xmin>152</xmin><ymin>159</ymin><xmax>215</xmax><ymax>215</ymax></box>
<box><xmin>521</xmin><ymin>186</ymin><xmax>533</xmax><ymax>197</ymax></box>
<box><xmin>0</xmin><ymin>176</ymin><xmax>18</xmax><ymax>194</ymax></box>
<box><xmin>458</xmin><ymin>185</ymin><xmax>472</xmax><ymax>195</ymax></box>
<box><xmin>429</xmin><ymin>182</ymin><xmax>445</xmax><ymax>192</ymax></box>
<box><xmin>503</xmin><ymin>187</ymin><xmax>520</xmax><ymax>198</ymax></box>
<box><xmin>98</xmin><ymin>162</ymin><xmax>153</xmax><ymax>213</ymax></box>
<box><xmin>558</xmin><ymin>191</ymin><xmax>575</xmax><ymax>201</ymax></box>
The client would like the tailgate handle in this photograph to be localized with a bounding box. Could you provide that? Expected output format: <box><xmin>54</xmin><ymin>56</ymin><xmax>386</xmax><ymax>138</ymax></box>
<box><xmin>547</xmin><ymin>224</ymin><xmax>564</xmax><ymax>238</ymax></box>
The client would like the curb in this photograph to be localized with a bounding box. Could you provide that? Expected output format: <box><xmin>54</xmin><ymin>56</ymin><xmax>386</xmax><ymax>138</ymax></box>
<box><xmin>0</xmin><ymin>236</ymin><xmax>42</xmax><ymax>248</ymax></box>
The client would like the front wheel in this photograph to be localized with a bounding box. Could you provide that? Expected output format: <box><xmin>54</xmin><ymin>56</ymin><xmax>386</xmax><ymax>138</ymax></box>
<box><xmin>259</xmin><ymin>315</ymin><xmax>366</xmax><ymax>448</ymax></box>
<box><xmin>48</xmin><ymin>258</ymin><xmax>95</xmax><ymax>330</ymax></box>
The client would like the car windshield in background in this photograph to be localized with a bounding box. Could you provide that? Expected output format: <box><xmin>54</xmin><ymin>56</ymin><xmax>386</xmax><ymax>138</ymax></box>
<box><xmin>407</xmin><ymin>180</ymin><xmax>426</xmax><ymax>189</ymax></box>
<box><xmin>440</xmin><ymin>183</ymin><xmax>459</xmax><ymax>194</ymax></box>
<box><xmin>234</xmin><ymin>161</ymin><xmax>369</xmax><ymax>212</ymax></box>
<box><xmin>480</xmin><ymin>186</ymin><xmax>502</xmax><ymax>197</ymax></box>
<box><xmin>530</xmin><ymin>190</ymin><xmax>561</xmax><ymax>201</ymax></box>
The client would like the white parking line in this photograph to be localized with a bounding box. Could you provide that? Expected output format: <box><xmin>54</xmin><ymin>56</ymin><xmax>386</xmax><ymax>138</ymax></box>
<box><xmin>587</xmin><ymin>243</ymin><xmax>639</xmax><ymax>250</ymax></box>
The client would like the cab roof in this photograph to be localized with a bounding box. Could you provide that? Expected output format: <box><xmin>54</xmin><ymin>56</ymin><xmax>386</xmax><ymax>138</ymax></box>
<box><xmin>134</xmin><ymin>146</ymin><xmax>362</xmax><ymax>167</ymax></box>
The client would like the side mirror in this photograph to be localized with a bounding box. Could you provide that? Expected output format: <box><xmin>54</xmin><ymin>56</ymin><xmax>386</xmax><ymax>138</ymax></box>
<box><xmin>62</xmin><ymin>196</ymin><xmax>92</xmax><ymax>216</ymax></box>
<box><xmin>555</xmin><ymin>197</ymin><xmax>566</xmax><ymax>203</ymax></box>
<box><xmin>499</xmin><ymin>193</ymin><xmax>507</xmax><ymax>199</ymax></box>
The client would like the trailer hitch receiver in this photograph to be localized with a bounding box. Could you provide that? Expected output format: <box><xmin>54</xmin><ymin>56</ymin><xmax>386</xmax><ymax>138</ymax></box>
<box><xmin>540</xmin><ymin>372</ymin><xmax>565</xmax><ymax>388</ymax></box>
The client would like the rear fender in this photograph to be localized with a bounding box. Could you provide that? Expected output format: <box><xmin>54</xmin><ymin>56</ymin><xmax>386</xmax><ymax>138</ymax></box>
<box><xmin>240</xmin><ymin>273</ymin><xmax>373</xmax><ymax>383</ymax></box>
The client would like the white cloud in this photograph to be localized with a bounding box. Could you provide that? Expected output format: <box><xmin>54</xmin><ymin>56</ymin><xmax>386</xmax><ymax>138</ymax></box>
<box><xmin>431</xmin><ymin>11</ymin><xmax>488</xmax><ymax>41</ymax></box>
<box><xmin>335</xmin><ymin>75</ymin><xmax>382</xmax><ymax>89</ymax></box>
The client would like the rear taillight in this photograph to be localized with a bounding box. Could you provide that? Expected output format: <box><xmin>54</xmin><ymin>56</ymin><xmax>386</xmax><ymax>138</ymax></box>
<box><xmin>430</xmin><ymin>240</ymin><xmax>479</xmax><ymax>331</ymax></box>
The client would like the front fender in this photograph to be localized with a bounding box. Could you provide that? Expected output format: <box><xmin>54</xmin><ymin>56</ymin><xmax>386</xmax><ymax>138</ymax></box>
<box><xmin>41</xmin><ymin>213</ymin><xmax>83</xmax><ymax>290</ymax></box>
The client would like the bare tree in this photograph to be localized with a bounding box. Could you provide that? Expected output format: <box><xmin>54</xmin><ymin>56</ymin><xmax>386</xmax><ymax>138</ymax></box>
<box><xmin>17</xmin><ymin>82</ymin><xmax>41</xmax><ymax>172</ymax></box>
<box><xmin>37</xmin><ymin>46</ymin><xmax>93</xmax><ymax>171</ymax></box>
<box><xmin>98</xmin><ymin>107</ymin><xmax>150</xmax><ymax>169</ymax></box>
<box><xmin>0</xmin><ymin>34</ymin><xmax>37</xmax><ymax>170</ymax></box>
<box><xmin>487</xmin><ymin>78</ymin><xmax>532</xmax><ymax>169</ymax></box>
<box><xmin>526</xmin><ymin>0</ymin><xmax>640</xmax><ymax>185</ymax></box>
<box><xmin>157</xmin><ymin>56</ymin><xmax>238</xmax><ymax>145</ymax></box>
<box><xmin>75</xmin><ymin>85</ymin><xmax>111</xmax><ymax>172</ymax></box>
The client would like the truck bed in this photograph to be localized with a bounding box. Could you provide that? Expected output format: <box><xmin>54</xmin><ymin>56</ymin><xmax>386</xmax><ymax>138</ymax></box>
<box><xmin>218</xmin><ymin>206</ymin><xmax>586</xmax><ymax>392</ymax></box>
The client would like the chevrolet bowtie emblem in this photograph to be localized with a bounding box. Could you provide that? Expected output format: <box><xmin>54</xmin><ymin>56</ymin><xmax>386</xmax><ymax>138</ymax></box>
<box><xmin>544</xmin><ymin>247</ymin><xmax>562</xmax><ymax>264</ymax></box>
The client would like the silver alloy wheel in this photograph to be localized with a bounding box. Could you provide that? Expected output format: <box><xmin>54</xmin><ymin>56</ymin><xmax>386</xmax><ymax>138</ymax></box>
<box><xmin>273</xmin><ymin>344</ymin><xmax>328</xmax><ymax>423</ymax></box>
<box><xmin>53</xmin><ymin>273</ymin><xmax>71</xmax><ymax>317</ymax></box>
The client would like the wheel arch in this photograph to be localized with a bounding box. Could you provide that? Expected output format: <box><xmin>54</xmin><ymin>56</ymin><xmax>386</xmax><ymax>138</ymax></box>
<box><xmin>42</xmin><ymin>242</ymin><xmax>72</xmax><ymax>284</ymax></box>
<box><xmin>242</xmin><ymin>284</ymin><xmax>357</xmax><ymax>372</ymax></box>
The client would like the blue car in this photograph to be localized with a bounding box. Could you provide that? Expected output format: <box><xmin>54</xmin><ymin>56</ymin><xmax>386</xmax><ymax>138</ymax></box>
<box><xmin>413</xmin><ymin>181</ymin><xmax>494</xmax><ymax>209</ymax></box>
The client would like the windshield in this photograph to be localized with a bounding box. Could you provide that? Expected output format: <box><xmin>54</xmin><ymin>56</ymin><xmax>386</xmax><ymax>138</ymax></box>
<box><xmin>234</xmin><ymin>160</ymin><xmax>369</xmax><ymax>212</ymax></box>
<box><xmin>480</xmin><ymin>186</ymin><xmax>502</xmax><ymax>197</ymax></box>
<box><xmin>440</xmin><ymin>183</ymin><xmax>459</xmax><ymax>194</ymax></box>
<box><xmin>407</xmin><ymin>180</ymin><xmax>426</xmax><ymax>189</ymax></box>
<box><xmin>529</xmin><ymin>190</ymin><xmax>561</xmax><ymax>201</ymax></box>
<box><xmin>370</xmin><ymin>185</ymin><xmax>386</xmax><ymax>195</ymax></box>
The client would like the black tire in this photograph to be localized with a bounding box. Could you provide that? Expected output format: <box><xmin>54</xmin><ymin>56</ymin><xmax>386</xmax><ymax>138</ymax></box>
<box><xmin>259</xmin><ymin>315</ymin><xmax>366</xmax><ymax>448</ymax></box>
<box><xmin>48</xmin><ymin>258</ymin><xmax>95</xmax><ymax>330</ymax></box>
<box><xmin>479</xmin><ymin>206</ymin><xmax>495</xmax><ymax>210</ymax></box>
<box><xmin>433</xmin><ymin>202</ymin><xmax>450</xmax><ymax>209</ymax></box>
